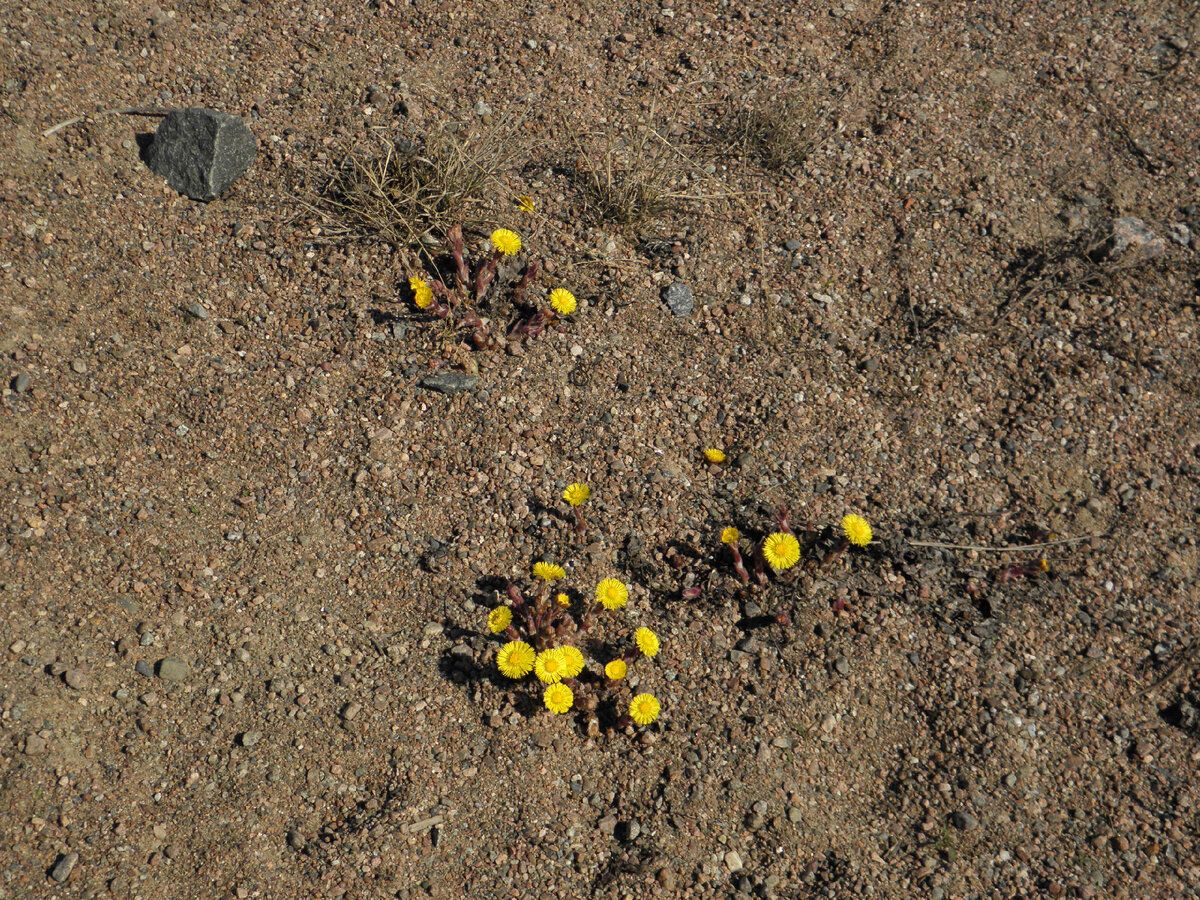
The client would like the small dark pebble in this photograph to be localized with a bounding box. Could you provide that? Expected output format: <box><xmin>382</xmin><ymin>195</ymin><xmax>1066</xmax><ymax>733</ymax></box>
<box><xmin>662</xmin><ymin>282</ymin><xmax>694</xmax><ymax>317</ymax></box>
<box><xmin>50</xmin><ymin>852</ymin><xmax>78</xmax><ymax>883</ymax></box>
<box><xmin>13</xmin><ymin>372</ymin><xmax>30</xmax><ymax>393</ymax></box>
<box><xmin>419</xmin><ymin>373</ymin><xmax>478</xmax><ymax>395</ymax></box>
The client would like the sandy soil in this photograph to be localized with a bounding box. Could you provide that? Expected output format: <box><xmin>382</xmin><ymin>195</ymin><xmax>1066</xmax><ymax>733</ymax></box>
<box><xmin>2</xmin><ymin>1</ymin><xmax>1199</xmax><ymax>898</ymax></box>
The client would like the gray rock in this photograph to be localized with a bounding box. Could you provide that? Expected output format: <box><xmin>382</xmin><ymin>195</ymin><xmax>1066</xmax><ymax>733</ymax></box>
<box><xmin>783</xmin><ymin>239</ymin><xmax>801</xmax><ymax>251</ymax></box>
<box><xmin>1092</xmin><ymin>217</ymin><xmax>1165</xmax><ymax>261</ymax></box>
<box><xmin>418</xmin><ymin>373</ymin><xmax>478</xmax><ymax>395</ymax></box>
<box><xmin>50</xmin><ymin>852</ymin><xmax>78</xmax><ymax>883</ymax></box>
<box><xmin>662</xmin><ymin>282</ymin><xmax>694</xmax><ymax>317</ymax></box>
<box><xmin>64</xmin><ymin>669</ymin><xmax>89</xmax><ymax>690</ymax></box>
<box><xmin>145</xmin><ymin>107</ymin><xmax>257</xmax><ymax>201</ymax></box>
<box><xmin>1167</xmin><ymin>223</ymin><xmax>1191</xmax><ymax>246</ymax></box>
<box><xmin>834</xmin><ymin>656</ymin><xmax>850</xmax><ymax>675</ymax></box>
<box><xmin>341</xmin><ymin>701</ymin><xmax>362</xmax><ymax>721</ymax></box>
<box><xmin>135</xmin><ymin>659</ymin><xmax>154</xmax><ymax>678</ymax></box>
<box><xmin>156</xmin><ymin>656</ymin><xmax>190</xmax><ymax>682</ymax></box>
<box><xmin>239</xmin><ymin>730</ymin><xmax>263</xmax><ymax>748</ymax></box>
<box><xmin>12</xmin><ymin>372</ymin><xmax>30</xmax><ymax>393</ymax></box>
<box><xmin>183</xmin><ymin>302</ymin><xmax>209</xmax><ymax>320</ymax></box>
<box><xmin>616</xmin><ymin>819</ymin><xmax>641</xmax><ymax>842</ymax></box>
<box><xmin>951</xmin><ymin>809</ymin><xmax>979</xmax><ymax>831</ymax></box>
<box><xmin>725</xmin><ymin>850</ymin><xmax>744</xmax><ymax>872</ymax></box>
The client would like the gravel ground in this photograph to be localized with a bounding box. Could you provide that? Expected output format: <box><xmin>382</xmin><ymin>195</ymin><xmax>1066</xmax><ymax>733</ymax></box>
<box><xmin>2</xmin><ymin>1</ymin><xmax>1199</xmax><ymax>898</ymax></box>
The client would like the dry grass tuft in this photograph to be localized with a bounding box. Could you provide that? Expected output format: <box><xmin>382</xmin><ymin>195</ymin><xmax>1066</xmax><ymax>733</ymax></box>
<box><xmin>720</xmin><ymin>93</ymin><xmax>823</xmax><ymax>172</ymax></box>
<box><xmin>566</xmin><ymin>115</ymin><xmax>709</xmax><ymax>226</ymax></box>
<box><xmin>319</xmin><ymin>126</ymin><xmax>513</xmax><ymax>248</ymax></box>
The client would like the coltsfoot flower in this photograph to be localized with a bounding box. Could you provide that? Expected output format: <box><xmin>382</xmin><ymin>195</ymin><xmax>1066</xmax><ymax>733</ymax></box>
<box><xmin>563</xmin><ymin>483</ymin><xmax>590</xmax><ymax>506</ymax></box>
<box><xmin>841</xmin><ymin>514</ymin><xmax>873</xmax><ymax>547</ymax></box>
<box><xmin>721</xmin><ymin>526</ymin><xmax>740</xmax><ymax>544</ymax></box>
<box><xmin>535</xmin><ymin>648</ymin><xmax>569</xmax><ymax>684</ymax></box>
<box><xmin>517</xmin><ymin>195</ymin><xmax>535</xmax><ymax>213</ymax></box>
<box><xmin>703</xmin><ymin>448</ymin><xmax>727</xmax><ymax>463</ymax></box>
<box><xmin>549</xmin><ymin>288</ymin><xmax>577</xmax><ymax>315</ymax></box>
<box><xmin>629</xmin><ymin>693</ymin><xmax>661</xmax><ymax>726</ymax></box>
<box><xmin>635</xmin><ymin>627</ymin><xmax>660</xmax><ymax>658</ymax></box>
<box><xmin>533</xmin><ymin>561</ymin><xmax>566</xmax><ymax>582</ymax></box>
<box><xmin>762</xmin><ymin>532</ymin><xmax>801</xmax><ymax>571</ymax></box>
<box><xmin>561</xmin><ymin>645</ymin><xmax>585</xmax><ymax>678</ymax></box>
<box><xmin>555</xmin><ymin>592</ymin><xmax>571</xmax><ymax>608</ymax></box>
<box><xmin>410</xmin><ymin>276</ymin><xmax>433</xmax><ymax>309</ymax></box>
<box><xmin>544</xmin><ymin>682</ymin><xmax>574</xmax><ymax>714</ymax></box>
<box><xmin>490</xmin><ymin>228</ymin><xmax>522</xmax><ymax>256</ymax></box>
<box><xmin>605</xmin><ymin>659</ymin><xmax>627</xmax><ymax>681</ymax></box>
<box><xmin>596</xmin><ymin>578</ymin><xmax>628</xmax><ymax>610</ymax></box>
<box><xmin>487</xmin><ymin>606</ymin><xmax>512</xmax><ymax>634</ymax></box>
<box><xmin>497</xmin><ymin>640</ymin><xmax>535</xmax><ymax>679</ymax></box>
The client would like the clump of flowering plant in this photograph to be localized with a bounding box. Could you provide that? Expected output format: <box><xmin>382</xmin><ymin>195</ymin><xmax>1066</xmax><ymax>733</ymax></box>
<box><xmin>487</xmin><ymin>565</ymin><xmax>663</xmax><ymax>735</ymax></box>
<box><xmin>716</xmin><ymin>506</ymin><xmax>876</xmax><ymax>616</ymax></box>
<box><xmin>405</xmin><ymin>225</ymin><xmax>581</xmax><ymax>350</ymax></box>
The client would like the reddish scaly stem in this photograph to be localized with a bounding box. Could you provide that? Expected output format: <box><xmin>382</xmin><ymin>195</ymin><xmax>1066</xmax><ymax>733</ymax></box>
<box><xmin>448</xmin><ymin>225</ymin><xmax>469</xmax><ymax>290</ymax></box>
<box><xmin>475</xmin><ymin>251</ymin><xmax>500</xmax><ymax>301</ymax></box>
<box><xmin>512</xmin><ymin>259</ymin><xmax>539</xmax><ymax>304</ymax></box>
<box><xmin>729</xmin><ymin>544</ymin><xmax>750</xmax><ymax>585</ymax></box>
<box><xmin>777</xmin><ymin>504</ymin><xmax>793</xmax><ymax>535</ymax></box>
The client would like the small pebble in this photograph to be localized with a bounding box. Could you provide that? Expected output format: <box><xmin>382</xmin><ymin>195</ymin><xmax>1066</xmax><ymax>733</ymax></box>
<box><xmin>50</xmin><ymin>852</ymin><xmax>78</xmax><ymax>883</ymax></box>
<box><xmin>156</xmin><ymin>657</ymin><xmax>190</xmax><ymax>682</ymax></box>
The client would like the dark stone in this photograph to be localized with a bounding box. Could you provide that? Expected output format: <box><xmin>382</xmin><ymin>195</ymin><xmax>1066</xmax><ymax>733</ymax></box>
<box><xmin>951</xmin><ymin>809</ymin><xmax>979</xmax><ymax>831</ymax></box>
<box><xmin>418</xmin><ymin>373</ymin><xmax>478</xmax><ymax>395</ymax></box>
<box><xmin>662</xmin><ymin>282</ymin><xmax>694</xmax><ymax>317</ymax></box>
<box><xmin>146</xmin><ymin>107</ymin><xmax>257</xmax><ymax>201</ymax></box>
<box><xmin>49</xmin><ymin>852</ymin><xmax>78</xmax><ymax>883</ymax></box>
<box><xmin>783</xmin><ymin>239</ymin><xmax>802</xmax><ymax>251</ymax></box>
<box><xmin>12</xmin><ymin>372</ymin><xmax>30</xmax><ymax>393</ymax></box>
<box><xmin>156</xmin><ymin>656</ymin><xmax>190</xmax><ymax>682</ymax></box>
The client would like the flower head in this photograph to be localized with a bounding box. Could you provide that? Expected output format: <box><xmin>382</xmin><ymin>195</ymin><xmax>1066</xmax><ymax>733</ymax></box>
<box><xmin>517</xmin><ymin>195</ymin><xmax>535</xmax><ymax>213</ymax></box>
<box><xmin>762</xmin><ymin>532</ymin><xmax>801</xmax><ymax>571</ymax></box>
<box><xmin>629</xmin><ymin>693</ymin><xmax>661</xmax><ymax>726</ymax></box>
<box><xmin>490</xmin><ymin>228</ymin><xmax>522</xmax><ymax>256</ymax></box>
<box><xmin>561</xmin><ymin>645</ymin><xmax>585</xmax><ymax>678</ymax></box>
<box><xmin>544</xmin><ymin>682</ymin><xmax>574</xmax><ymax>714</ymax></box>
<box><xmin>555</xmin><ymin>591</ymin><xmax>571</xmax><ymax>608</ymax></box>
<box><xmin>563</xmin><ymin>483</ymin><xmax>590</xmax><ymax>507</ymax></box>
<box><xmin>532</xmin><ymin>561</ymin><xmax>566</xmax><ymax>582</ymax></box>
<box><xmin>497</xmin><ymin>640</ymin><xmax>535</xmax><ymax>679</ymax></box>
<box><xmin>596</xmin><ymin>578</ymin><xmax>628</xmax><ymax>610</ymax></box>
<box><xmin>535</xmin><ymin>648</ymin><xmax>569</xmax><ymax>684</ymax></box>
<box><xmin>720</xmin><ymin>526</ymin><xmax>740</xmax><ymax>545</ymax></box>
<box><xmin>549</xmin><ymin>288</ymin><xmax>577</xmax><ymax>316</ymax></box>
<box><xmin>703</xmin><ymin>448</ymin><xmax>727</xmax><ymax>463</ymax></box>
<box><xmin>635</xmin><ymin>627</ymin><xmax>660</xmax><ymax>658</ymax></box>
<box><xmin>487</xmin><ymin>606</ymin><xmax>512</xmax><ymax>634</ymax></box>
<box><xmin>841</xmin><ymin>514</ymin><xmax>872</xmax><ymax>547</ymax></box>
<box><xmin>410</xmin><ymin>276</ymin><xmax>433</xmax><ymax>309</ymax></box>
<box><xmin>605</xmin><ymin>659</ymin><xmax>627</xmax><ymax>681</ymax></box>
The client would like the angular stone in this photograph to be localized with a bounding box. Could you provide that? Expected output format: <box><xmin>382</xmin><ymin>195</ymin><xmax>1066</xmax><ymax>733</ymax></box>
<box><xmin>50</xmin><ymin>852</ymin><xmax>78</xmax><ymax>883</ymax></box>
<box><xmin>146</xmin><ymin>107</ymin><xmax>257</xmax><ymax>201</ymax></box>
<box><xmin>156</xmin><ymin>656</ymin><xmax>190</xmax><ymax>682</ymax></box>
<box><xmin>1092</xmin><ymin>217</ymin><xmax>1165</xmax><ymax>262</ymax></box>
<box><xmin>662</xmin><ymin>282</ymin><xmax>694</xmax><ymax>317</ymax></box>
<box><xmin>12</xmin><ymin>372</ymin><xmax>30</xmax><ymax>393</ymax></box>
<box><xmin>418</xmin><ymin>373</ymin><xmax>478</xmax><ymax>395</ymax></box>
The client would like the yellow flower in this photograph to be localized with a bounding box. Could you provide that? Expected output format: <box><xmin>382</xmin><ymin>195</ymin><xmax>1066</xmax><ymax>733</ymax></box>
<box><xmin>490</xmin><ymin>228</ymin><xmax>522</xmax><ymax>256</ymax></box>
<box><xmin>605</xmin><ymin>659</ymin><xmax>627</xmax><ymax>681</ymax></box>
<box><xmin>544</xmin><ymin>682</ymin><xmax>573</xmax><ymax>714</ymax></box>
<box><xmin>532</xmin><ymin>561</ymin><xmax>566</xmax><ymax>582</ymax></box>
<box><xmin>496</xmin><ymin>640</ymin><xmax>535</xmax><ymax>679</ymax></box>
<box><xmin>555</xmin><ymin>592</ymin><xmax>571</xmax><ymax>608</ymax></box>
<box><xmin>563</xmin><ymin>483</ymin><xmax>590</xmax><ymax>506</ymax></box>
<box><xmin>841</xmin><ymin>514</ymin><xmax>872</xmax><ymax>547</ymax></box>
<box><xmin>549</xmin><ymin>288</ymin><xmax>577</xmax><ymax>315</ymax></box>
<box><xmin>487</xmin><ymin>606</ymin><xmax>512</xmax><ymax>634</ymax></box>
<box><xmin>596</xmin><ymin>578</ymin><xmax>628</xmax><ymax>610</ymax></box>
<box><xmin>703</xmin><ymin>448</ymin><xmax>727</xmax><ymax>463</ymax></box>
<box><xmin>561</xmin><ymin>645</ymin><xmax>585</xmax><ymax>678</ymax></box>
<box><xmin>517</xmin><ymin>195</ymin><xmax>535</xmax><ymax>213</ymax></box>
<box><xmin>410</xmin><ymin>276</ymin><xmax>433</xmax><ymax>309</ymax></box>
<box><xmin>721</xmin><ymin>526</ymin><xmax>740</xmax><ymax>545</ymax></box>
<box><xmin>635</xmin><ymin>627</ymin><xmax>660</xmax><ymax>658</ymax></box>
<box><xmin>629</xmin><ymin>693</ymin><xmax>661</xmax><ymax>726</ymax></box>
<box><xmin>535</xmin><ymin>648</ymin><xmax>568</xmax><ymax>684</ymax></box>
<box><xmin>762</xmin><ymin>532</ymin><xmax>801</xmax><ymax>571</ymax></box>
<box><xmin>1039</xmin><ymin>558</ymin><xmax>1050</xmax><ymax>572</ymax></box>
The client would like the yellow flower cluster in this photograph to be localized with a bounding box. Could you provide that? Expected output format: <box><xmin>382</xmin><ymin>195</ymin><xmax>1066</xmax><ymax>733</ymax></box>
<box><xmin>533</xmin><ymin>561</ymin><xmax>566</xmax><ymax>582</ymax></box>
<box><xmin>544</xmin><ymin>682</ymin><xmax>573</xmax><ymax>714</ymax></box>
<box><xmin>605</xmin><ymin>659</ymin><xmax>627</xmax><ymax>681</ymax></box>
<box><xmin>721</xmin><ymin>526</ymin><xmax>740</xmax><ymax>545</ymax></box>
<box><xmin>487</xmin><ymin>606</ymin><xmax>512</xmax><ymax>634</ymax></box>
<box><xmin>410</xmin><ymin>276</ymin><xmax>433</xmax><ymax>309</ymax></box>
<box><xmin>841</xmin><ymin>514</ymin><xmax>872</xmax><ymax>547</ymax></box>
<box><xmin>703</xmin><ymin>448</ymin><xmax>726</xmax><ymax>463</ymax></box>
<box><xmin>596</xmin><ymin>578</ymin><xmax>628</xmax><ymax>610</ymax></box>
<box><xmin>549</xmin><ymin>288</ymin><xmax>577</xmax><ymax>316</ymax></box>
<box><xmin>762</xmin><ymin>532</ymin><xmax>801</xmax><ymax>570</ymax></box>
<box><xmin>635</xmin><ymin>627</ymin><xmax>660</xmax><ymax>658</ymax></box>
<box><xmin>563</xmin><ymin>483</ymin><xmax>590</xmax><ymax>506</ymax></box>
<box><xmin>629</xmin><ymin>693</ymin><xmax>660</xmax><ymax>726</ymax></box>
<box><xmin>490</xmin><ymin>228</ymin><xmax>522</xmax><ymax>256</ymax></box>
<box><xmin>497</xmin><ymin>640</ymin><xmax>535</xmax><ymax>679</ymax></box>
